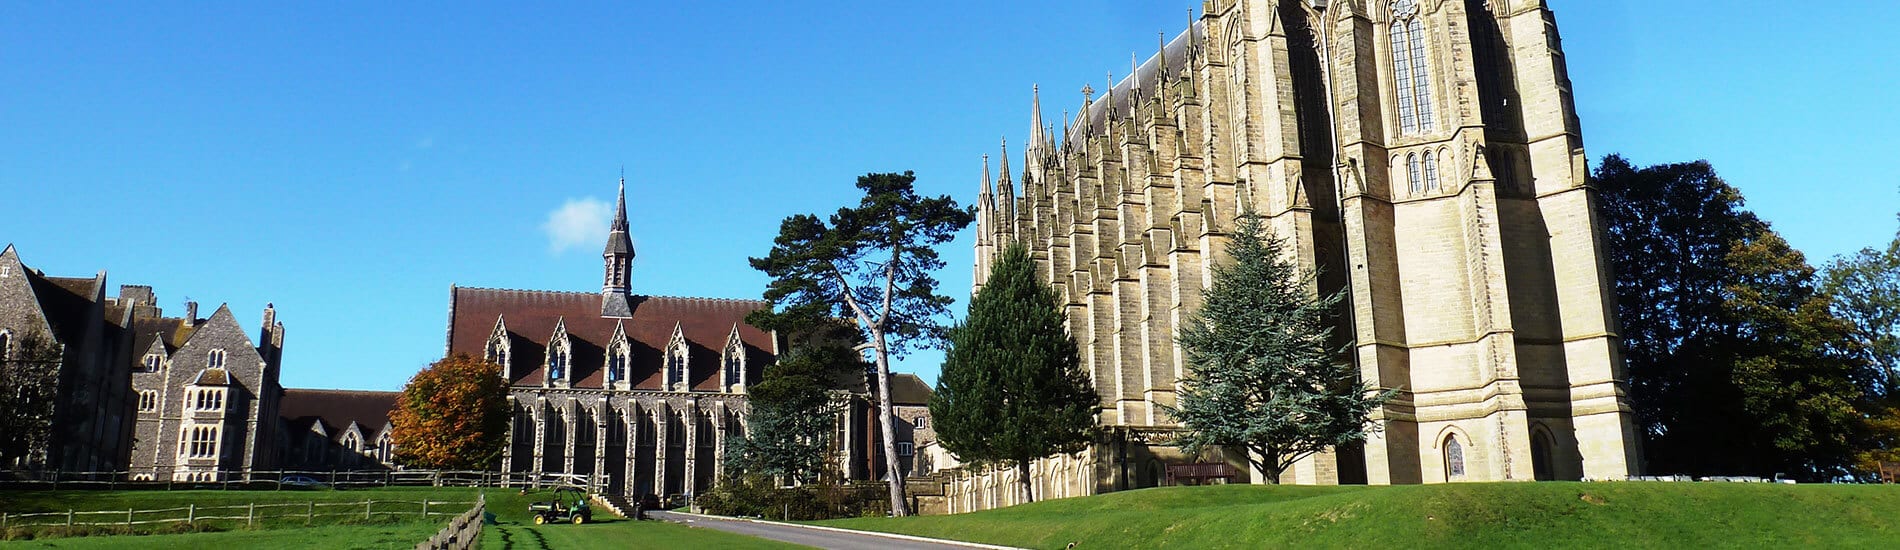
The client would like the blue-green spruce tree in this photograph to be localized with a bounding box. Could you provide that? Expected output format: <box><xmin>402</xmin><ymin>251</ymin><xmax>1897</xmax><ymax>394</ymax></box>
<box><xmin>1170</xmin><ymin>213</ymin><xmax>1389</xmax><ymax>483</ymax></box>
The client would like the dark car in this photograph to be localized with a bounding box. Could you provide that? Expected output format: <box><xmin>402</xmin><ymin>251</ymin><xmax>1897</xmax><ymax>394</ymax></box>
<box><xmin>279</xmin><ymin>475</ymin><xmax>326</xmax><ymax>489</ymax></box>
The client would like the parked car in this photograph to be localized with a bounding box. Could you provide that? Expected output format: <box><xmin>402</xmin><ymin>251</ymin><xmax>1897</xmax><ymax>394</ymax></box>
<box><xmin>280</xmin><ymin>475</ymin><xmax>326</xmax><ymax>489</ymax></box>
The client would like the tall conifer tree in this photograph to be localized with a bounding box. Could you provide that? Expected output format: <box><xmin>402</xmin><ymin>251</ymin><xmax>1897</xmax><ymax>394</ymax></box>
<box><xmin>932</xmin><ymin>243</ymin><xmax>1097</xmax><ymax>503</ymax></box>
<box><xmin>1170</xmin><ymin>213</ymin><xmax>1388</xmax><ymax>483</ymax></box>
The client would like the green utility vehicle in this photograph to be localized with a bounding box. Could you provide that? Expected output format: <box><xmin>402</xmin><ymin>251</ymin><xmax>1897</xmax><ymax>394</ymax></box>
<box><xmin>528</xmin><ymin>486</ymin><xmax>593</xmax><ymax>525</ymax></box>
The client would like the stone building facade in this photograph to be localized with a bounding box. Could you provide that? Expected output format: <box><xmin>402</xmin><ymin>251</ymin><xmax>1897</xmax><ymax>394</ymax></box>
<box><xmin>2</xmin><ymin>244</ymin><xmax>395</xmax><ymax>479</ymax></box>
<box><xmin>0</xmin><ymin>245</ymin><xmax>134</xmax><ymax>473</ymax></box>
<box><xmin>124</xmin><ymin>297</ymin><xmax>286</xmax><ymax>481</ymax></box>
<box><xmin>947</xmin><ymin>0</ymin><xmax>1639</xmax><ymax>508</ymax></box>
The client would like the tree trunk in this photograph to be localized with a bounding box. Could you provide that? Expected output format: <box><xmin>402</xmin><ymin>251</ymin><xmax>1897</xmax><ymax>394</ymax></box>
<box><xmin>1017</xmin><ymin>460</ymin><xmax>1034</xmax><ymax>504</ymax></box>
<box><xmin>871</xmin><ymin>331</ymin><xmax>911</xmax><ymax>516</ymax></box>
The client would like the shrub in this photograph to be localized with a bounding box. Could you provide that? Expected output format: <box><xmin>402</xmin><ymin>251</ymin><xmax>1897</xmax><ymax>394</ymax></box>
<box><xmin>698</xmin><ymin>475</ymin><xmax>890</xmax><ymax>520</ymax></box>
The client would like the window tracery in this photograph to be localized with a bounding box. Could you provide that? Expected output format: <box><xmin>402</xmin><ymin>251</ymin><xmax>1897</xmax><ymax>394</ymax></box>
<box><xmin>1390</xmin><ymin>0</ymin><xmax>1436</xmax><ymax>135</ymax></box>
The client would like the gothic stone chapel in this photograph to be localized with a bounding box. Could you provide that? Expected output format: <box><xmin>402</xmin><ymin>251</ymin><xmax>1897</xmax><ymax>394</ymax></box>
<box><xmin>444</xmin><ymin>180</ymin><xmax>776</xmax><ymax>498</ymax></box>
<box><xmin>951</xmin><ymin>0</ymin><xmax>1640</xmax><ymax>510</ymax></box>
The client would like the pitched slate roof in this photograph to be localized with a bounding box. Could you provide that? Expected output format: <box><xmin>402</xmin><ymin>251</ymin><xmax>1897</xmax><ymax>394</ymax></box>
<box><xmin>447</xmin><ymin>288</ymin><xmax>775</xmax><ymax>391</ymax></box>
<box><xmin>129</xmin><ymin>317</ymin><xmax>194</xmax><ymax>355</ymax></box>
<box><xmin>26</xmin><ymin>274</ymin><xmax>99</xmax><ymax>342</ymax></box>
<box><xmin>890</xmin><ymin>373</ymin><xmax>932</xmax><ymax>406</ymax></box>
<box><xmin>280</xmin><ymin>389</ymin><xmax>399</xmax><ymax>441</ymax></box>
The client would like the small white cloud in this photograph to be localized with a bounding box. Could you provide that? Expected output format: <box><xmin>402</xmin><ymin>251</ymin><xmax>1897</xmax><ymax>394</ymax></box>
<box><xmin>543</xmin><ymin>198</ymin><xmax>611</xmax><ymax>254</ymax></box>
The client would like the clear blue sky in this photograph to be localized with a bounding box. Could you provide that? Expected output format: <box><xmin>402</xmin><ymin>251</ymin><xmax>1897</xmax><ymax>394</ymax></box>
<box><xmin>4</xmin><ymin>1</ymin><xmax>1895</xmax><ymax>391</ymax></box>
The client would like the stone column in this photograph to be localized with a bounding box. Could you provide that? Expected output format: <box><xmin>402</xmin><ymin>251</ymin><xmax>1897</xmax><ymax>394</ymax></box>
<box><xmin>712</xmin><ymin>406</ymin><xmax>727</xmax><ymax>484</ymax></box>
<box><xmin>562</xmin><ymin>407</ymin><xmax>577</xmax><ymax>474</ymax></box>
<box><xmin>652</xmin><ymin>405</ymin><xmax>668</xmax><ymax>496</ymax></box>
<box><xmin>624</xmin><ymin>406</ymin><xmax>639</xmax><ymax>496</ymax></box>
<box><xmin>531</xmin><ymin>403</ymin><xmax>546</xmax><ymax>474</ymax></box>
<box><xmin>683</xmin><ymin>402</ymin><xmax>699</xmax><ymax>496</ymax></box>
<box><xmin>595</xmin><ymin>401</ymin><xmax>609</xmax><ymax>489</ymax></box>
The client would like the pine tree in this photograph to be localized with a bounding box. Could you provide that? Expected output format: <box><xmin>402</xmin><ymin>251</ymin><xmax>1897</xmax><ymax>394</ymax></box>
<box><xmin>749</xmin><ymin>171</ymin><xmax>975</xmax><ymax>516</ymax></box>
<box><xmin>932</xmin><ymin>243</ymin><xmax>1097</xmax><ymax>503</ymax></box>
<box><xmin>1170</xmin><ymin>213</ymin><xmax>1388</xmax><ymax>483</ymax></box>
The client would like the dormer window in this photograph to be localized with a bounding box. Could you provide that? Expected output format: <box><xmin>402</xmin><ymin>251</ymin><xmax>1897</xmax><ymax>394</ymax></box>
<box><xmin>141</xmin><ymin>353</ymin><xmax>162</xmax><ymax>373</ymax></box>
<box><xmin>207</xmin><ymin>349</ymin><xmax>226</xmax><ymax>369</ymax></box>
<box><xmin>665</xmin><ymin>323</ymin><xmax>689</xmax><ymax>391</ymax></box>
<box><xmin>606</xmin><ymin>344</ymin><xmax>627</xmax><ymax>384</ymax></box>
<box><xmin>549</xmin><ymin>346</ymin><xmax>568</xmax><ymax>381</ymax></box>
<box><xmin>546</xmin><ymin>320</ymin><xmax>572</xmax><ymax>385</ymax></box>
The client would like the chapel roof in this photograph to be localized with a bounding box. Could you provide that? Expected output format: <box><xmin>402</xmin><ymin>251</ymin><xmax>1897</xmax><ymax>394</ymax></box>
<box><xmin>447</xmin><ymin>287</ymin><xmax>775</xmax><ymax>391</ymax></box>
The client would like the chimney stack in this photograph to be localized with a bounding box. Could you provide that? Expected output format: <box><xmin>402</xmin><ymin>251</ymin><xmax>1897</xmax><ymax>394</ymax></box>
<box><xmin>261</xmin><ymin>303</ymin><xmax>276</xmax><ymax>344</ymax></box>
<box><xmin>184</xmin><ymin>301</ymin><xmax>199</xmax><ymax>327</ymax></box>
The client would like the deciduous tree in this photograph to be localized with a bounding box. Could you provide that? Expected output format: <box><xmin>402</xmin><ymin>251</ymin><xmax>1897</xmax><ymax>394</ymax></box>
<box><xmin>932</xmin><ymin>243</ymin><xmax>1097</xmax><ymax>503</ymax></box>
<box><xmin>390</xmin><ymin>354</ymin><xmax>511</xmax><ymax>470</ymax></box>
<box><xmin>749</xmin><ymin>171</ymin><xmax>974</xmax><ymax>516</ymax></box>
<box><xmin>1169</xmin><ymin>213</ymin><xmax>1388</xmax><ymax>483</ymax></box>
<box><xmin>1596</xmin><ymin>155</ymin><xmax>1872</xmax><ymax>478</ymax></box>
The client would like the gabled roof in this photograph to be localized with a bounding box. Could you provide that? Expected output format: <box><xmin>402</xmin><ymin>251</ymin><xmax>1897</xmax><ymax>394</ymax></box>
<box><xmin>890</xmin><ymin>373</ymin><xmax>933</xmax><ymax>406</ymax></box>
<box><xmin>447</xmin><ymin>288</ymin><xmax>774</xmax><ymax>390</ymax></box>
<box><xmin>280</xmin><ymin>389</ymin><xmax>398</xmax><ymax>442</ymax></box>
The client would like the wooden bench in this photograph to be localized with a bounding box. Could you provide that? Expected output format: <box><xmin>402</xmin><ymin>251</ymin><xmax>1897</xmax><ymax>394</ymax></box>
<box><xmin>1165</xmin><ymin>463</ymin><xmax>1238</xmax><ymax>486</ymax></box>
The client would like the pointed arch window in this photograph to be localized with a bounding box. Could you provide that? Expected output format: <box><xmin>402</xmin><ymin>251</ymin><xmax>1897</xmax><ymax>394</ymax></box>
<box><xmin>1407</xmin><ymin>153</ymin><xmax>1424</xmax><ymax>194</ymax></box>
<box><xmin>206</xmin><ymin>349</ymin><xmax>226</xmax><ymax>369</ymax></box>
<box><xmin>606</xmin><ymin>344</ymin><xmax>627</xmax><ymax>384</ymax></box>
<box><xmin>1444</xmin><ymin>435</ymin><xmax>1466</xmax><ymax>480</ymax></box>
<box><xmin>141</xmin><ymin>353</ymin><xmax>162</xmax><ymax>373</ymax></box>
<box><xmin>548</xmin><ymin>345</ymin><xmax>569</xmax><ymax>382</ymax></box>
<box><xmin>1390</xmin><ymin>0</ymin><xmax>1436</xmax><ymax>135</ymax></box>
<box><xmin>1423</xmin><ymin>151</ymin><xmax>1441</xmax><ymax>191</ymax></box>
<box><xmin>486</xmin><ymin>338</ymin><xmax>510</xmax><ymax>369</ymax></box>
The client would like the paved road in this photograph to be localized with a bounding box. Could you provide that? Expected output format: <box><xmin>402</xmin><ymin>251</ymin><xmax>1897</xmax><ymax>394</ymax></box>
<box><xmin>648</xmin><ymin>511</ymin><xmax>1005</xmax><ymax>550</ymax></box>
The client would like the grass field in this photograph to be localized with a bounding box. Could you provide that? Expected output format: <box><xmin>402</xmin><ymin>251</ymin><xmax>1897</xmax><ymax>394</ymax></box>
<box><xmin>0</xmin><ymin>486</ymin><xmax>804</xmax><ymax>549</ymax></box>
<box><xmin>0</xmin><ymin>486</ymin><xmax>479</xmax><ymax>548</ymax></box>
<box><xmin>479</xmin><ymin>489</ymin><xmax>806</xmax><ymax>550</ymax></box>
<box><xmin>819</xmin><ymin>482</ymin><xmax>1900</xmax><ymax>549</ymax></box>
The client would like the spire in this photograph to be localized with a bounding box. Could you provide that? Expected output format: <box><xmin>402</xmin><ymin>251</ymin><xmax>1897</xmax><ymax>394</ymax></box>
<box><xmin>1030</xmin><ymin>84</ymin><xmax>1048</xmax><ymax>156</ymax></box>
<box><xmin>601</xmin><ymin>176</ymin><xmax>635</xmax><ymax>318</ymax></box>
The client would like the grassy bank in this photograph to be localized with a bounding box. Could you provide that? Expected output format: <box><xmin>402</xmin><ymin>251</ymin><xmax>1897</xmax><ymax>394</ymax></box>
<box><xmin>480</xmin><ymin>489</ymin><xmax>805</xmax><ymax>549</ymax></box>
<box><xmin>819</xmin><ymin>482</ymin><xmax>1900</xmax><ymax>549</ymax></box>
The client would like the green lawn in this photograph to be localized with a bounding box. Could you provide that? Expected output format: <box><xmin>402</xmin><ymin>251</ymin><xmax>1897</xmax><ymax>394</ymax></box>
<box><xmin>819</xmin><ymin>482</ymin><xmax>1900</xmax><ymax>549</ymax></box>
<box><xmin>0</xmin><ymin>487</ymin><xmax>479</xmax><ymax>548</ymax></box>
<box><xmin>1</xmin><ymin>486</ymin><xmax>805</xmax><ymax>549</ymax></box>
<box><xmin>479</xmin><ymin>489</ymin><xmax>806</xmax><ymax>550</ymax></box>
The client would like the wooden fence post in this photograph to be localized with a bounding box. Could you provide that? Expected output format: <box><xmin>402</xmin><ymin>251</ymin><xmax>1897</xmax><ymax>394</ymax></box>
<box><xmin>248</xmin><ymin>502</ymin><xmax>256</xmax><ymax>527</ymax></box>
<box><xmin>66</xmin><ymin>509</ymin><xmax>74</xmax><ymax>526</ymax></box>
<box><xmin>187</xmin><ymin>504</ymin><xmax>195</xmax><ymax>524</ymax></box>
<box><xmin>127</xmin><ymin>508</ymin><xmax>134</xmax><ymax>527</ymax></box>
<box><xmin>306</xmin><ymin>501</ymin><xmax>314</xmax><ymax>525</ymax></box>
<box><xmin>422</xmin><ymin>500</ymin><xmax>429</xmax><ymax>519</ymax></box>
<box><xmin>365</xmin><ymin>500</ymin><xmax>373</xmax><ymax>520</ymax></box>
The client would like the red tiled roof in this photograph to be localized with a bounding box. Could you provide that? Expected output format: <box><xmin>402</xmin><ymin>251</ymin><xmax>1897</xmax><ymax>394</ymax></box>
<box><xmin>281</xmin><ymin>389</ymin><xmax>399</xmax><ymax>440</ymax></box>
<box><xmin>447</xmin><ymin>288</ymin><xmax>775</xmax><ymax>391</ymax></box>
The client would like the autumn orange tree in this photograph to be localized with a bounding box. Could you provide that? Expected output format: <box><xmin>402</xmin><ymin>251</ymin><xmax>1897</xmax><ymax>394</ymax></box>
<box><xmin>391</xmin><ymin>354</ymin><xmax>511</xmax><ymax>470</ymax></box>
